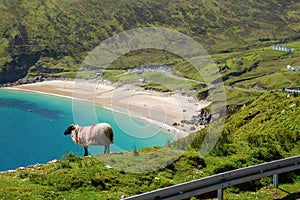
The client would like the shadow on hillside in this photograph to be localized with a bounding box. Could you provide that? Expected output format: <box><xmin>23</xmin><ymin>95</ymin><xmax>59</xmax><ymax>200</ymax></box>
<box><xmin>275</xmin><ymin>189</ymin><xmax>300</xmax><ymax>200</ymax></box>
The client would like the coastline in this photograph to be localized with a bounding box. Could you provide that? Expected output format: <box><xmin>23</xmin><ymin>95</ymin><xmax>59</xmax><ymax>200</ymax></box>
<box><xmin>8</xmin><ymin>80</ymin><xmax>210</xmax><ymax>138</ymax></box>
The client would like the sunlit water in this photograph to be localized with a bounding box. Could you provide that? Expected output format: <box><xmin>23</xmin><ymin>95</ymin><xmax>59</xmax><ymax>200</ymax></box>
<box><xmin>0</xmin><ymin>89</ymin><xmax>173</xmax><ymax>171</ymax></box>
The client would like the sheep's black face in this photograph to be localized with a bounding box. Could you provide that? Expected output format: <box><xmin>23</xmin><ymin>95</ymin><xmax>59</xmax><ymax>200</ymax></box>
<box><xmin>64</xmin><ymin>124</ymin><xmax>75</xmax><ymax>136</ymax></box>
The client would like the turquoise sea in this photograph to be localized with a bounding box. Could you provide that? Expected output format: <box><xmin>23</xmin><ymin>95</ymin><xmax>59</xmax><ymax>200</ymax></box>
<box><xmin>0</xmin><ymin>89</ymin><xmax>173</xmax><ymax>171</ymax></box>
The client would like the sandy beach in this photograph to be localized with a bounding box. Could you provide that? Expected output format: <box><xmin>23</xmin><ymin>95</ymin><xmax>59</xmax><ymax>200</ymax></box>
<box><xmin>12</xmin><ymin>80</ymin><xmax>210</xmax><ymax>137</ymax></box>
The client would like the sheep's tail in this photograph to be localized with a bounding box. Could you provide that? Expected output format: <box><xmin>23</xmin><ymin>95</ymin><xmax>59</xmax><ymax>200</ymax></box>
<box><xmin>105</xmin><ymin>127</ymin><xmax>114</xmax><ymax>143</ymax></box>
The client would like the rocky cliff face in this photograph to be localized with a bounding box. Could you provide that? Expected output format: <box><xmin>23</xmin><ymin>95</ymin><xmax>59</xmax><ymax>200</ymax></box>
<box><xmin>0</xmin><ymin>53</ymin><xmax>41</xmax><ymax>84</ymax></box>
<box><xmin>176</xmin><ymin>104</ymin><xmax>242</xmax><ymax>132</ymax></box>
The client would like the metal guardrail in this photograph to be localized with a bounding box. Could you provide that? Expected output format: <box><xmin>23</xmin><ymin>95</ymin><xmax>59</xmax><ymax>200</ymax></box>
<box><xmin>124</xmin><ymin>156</ymin><xmax>300</xmax><ymax>200</ymax></box>
<box><xmin>284</xmin><ymin>87</ymin><xmax>300</xmax><ymax>94</ymax></box>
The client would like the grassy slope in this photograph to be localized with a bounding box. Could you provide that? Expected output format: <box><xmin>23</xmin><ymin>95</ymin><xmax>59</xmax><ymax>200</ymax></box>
<box><xmin>214</xmin><ymin>43</ymin><xmax>300</xmax><ymax>89</ymax></box>
<box><xmin>1</xmin><ymin>91</ymin><xmax>300</xmax><ymax>199</ymax></box>
<box><xmin>1</xmin><ymin>0</ymin><xmax>300</xmax><ymax>199</ymax></box>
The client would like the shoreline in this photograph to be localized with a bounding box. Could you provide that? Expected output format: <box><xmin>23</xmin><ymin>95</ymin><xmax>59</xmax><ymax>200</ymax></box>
<box><xmin>5</xmin><ymin>86</ymin><xmax>187</xmax><ymax>138</ymax></box>
<box><xmin>7</xmin><ymin>80</ymin><xmax>209</xmax><ymax>138</ymax></box>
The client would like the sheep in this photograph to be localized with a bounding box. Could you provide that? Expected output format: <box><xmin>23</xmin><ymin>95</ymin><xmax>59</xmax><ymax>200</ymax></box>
<box><xmin>64</xmin><ymin>123</ymin><xmax>114</xmax><ymax>156</ymax></box>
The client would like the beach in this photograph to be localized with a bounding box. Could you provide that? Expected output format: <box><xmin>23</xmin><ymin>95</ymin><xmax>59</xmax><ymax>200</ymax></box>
<box><xmin>12</xmin><ymin>80</ymin><xmax>210</xmax><ymax>136</ymax></box>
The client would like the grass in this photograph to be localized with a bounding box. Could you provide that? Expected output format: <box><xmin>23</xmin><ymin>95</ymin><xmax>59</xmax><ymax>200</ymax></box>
<box><xmin>0</xmin><ymin>151</ymin><xmax>207</xmax><ymax>199</ymax></box>
<box><xmin>1</xmin><ymin>92</ymin><xmax>300</xmax><ymax>199</ymax></box>
<box><xmin>224</xmin><ymin>182</ymin><xmax>300</xmax><ymax>200</ymax></box>
<box><xmin>225</xmin><ymin>87</ymin><xmax>264</xmax><ymax>106</ymax></box>
<box><xmin>140</xmin><ymin>72</ymin><xmax>198</xmax><ymax>93</ymax></box>
<box><xmin>1</xmin><ymin>1</ymin><xmax>300</xmax><ymax>199</ymax></box>
<box><xmin>212</xmin><ymin>40</ymin><xmax>300</xmax><ymax>92</ymax></box>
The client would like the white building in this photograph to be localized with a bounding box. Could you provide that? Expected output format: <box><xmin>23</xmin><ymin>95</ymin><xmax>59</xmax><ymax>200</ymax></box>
<box><xmin>273</xmin><ymin>45</ymin><xmax>292</xmax><ymax>52</ymax></box>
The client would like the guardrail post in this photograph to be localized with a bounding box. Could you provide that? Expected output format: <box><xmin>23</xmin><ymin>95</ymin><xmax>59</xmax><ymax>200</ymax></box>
<box><xmin>218</xmin><ymin>188</ymin><xmax>223</xmax><ymax>200</ymax></box>
<box><xmin>273</xmin><ymin>173</ymin><xmax>278</xmax><ymax>188</ymax></box>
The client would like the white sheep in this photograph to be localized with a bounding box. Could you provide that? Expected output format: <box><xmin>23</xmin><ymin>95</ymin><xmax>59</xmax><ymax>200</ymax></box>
<box><xmin>64</xmin><ymin>123</ymin><xmax>114</xmax><ymax>156</ymax></box>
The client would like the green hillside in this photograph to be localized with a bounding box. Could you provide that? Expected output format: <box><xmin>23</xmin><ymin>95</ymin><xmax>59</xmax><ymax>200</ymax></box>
<box><xmin>1</xmin><ymin>91</ymin><xmax>300</xmax><ymax>199</ymax></box>
<box><xmin>1</xmin><ymin>0</ymin><xmax>300</xmax><ymax>85</ymax></box>
<box><xmin>1</xmin><ymin>1</ymin><xmax>300</xmax><ymax>199</ymax></box>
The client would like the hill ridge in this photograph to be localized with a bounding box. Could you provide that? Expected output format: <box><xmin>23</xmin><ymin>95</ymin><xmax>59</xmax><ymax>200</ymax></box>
<box><xmin>1</xmin><ymin>0</ymin><xmax>300</xmax><ymax>83</ymax></box>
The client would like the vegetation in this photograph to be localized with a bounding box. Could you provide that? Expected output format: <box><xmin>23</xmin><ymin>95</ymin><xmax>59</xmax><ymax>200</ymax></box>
<box><xmin>1</xmin><ymin>0</ymin><xmax>300</xmax><ymax>88</ymax></box>
<box><xmin>1</xmin><ymin>0</ymin><xmax>300</xmax><ymax>199</ymax></box>
<box><xmin>1</xmin><ymin>92</ymin><xmax>300</xmax><ymax>199</ymax></box>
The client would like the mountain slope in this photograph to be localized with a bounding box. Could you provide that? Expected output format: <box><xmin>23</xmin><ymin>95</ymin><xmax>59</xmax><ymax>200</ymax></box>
<box><xmin>1</xmin><ymin>0</ymin><xmax>300</xmax><ymax>83</ymax></box>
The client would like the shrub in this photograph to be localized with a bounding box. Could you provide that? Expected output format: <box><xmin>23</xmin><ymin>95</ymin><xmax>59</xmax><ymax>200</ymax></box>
<box><xmin>62</xmin><ymin>152</ymin><xmax>82</xmax><ymax>162</ymax></box>
<box><xmin>54</xmin><ymin>161</ymin><xmax>72</xmax><ymax>170</ymax></box>
<box><xmin>91</xmin><ymin>177</ymin><xmax>106</xmax><ymax>189</ymax></box>
<box><xmin>212</xmin><ymin>143</ymin><xmax>236</xmax><ymax>157</ymax></box>
<box><xmin>213</xmin><ymin>163</ymin><xmax>237</xmax><ymax>174</ymax></box>
<box><xmin>184</xmin><ymin>151</ymin><xmax>206</xmax><ymax>168</ymax></box>
<box><xmin>18</xmin><ymin>171</ymin><xmax>30</xmax><ymax>179</ymax></box>
<box><xmin>248</xmin><ymin>145</ymin><xmax>283</xmax><ymax>162</ymax></box>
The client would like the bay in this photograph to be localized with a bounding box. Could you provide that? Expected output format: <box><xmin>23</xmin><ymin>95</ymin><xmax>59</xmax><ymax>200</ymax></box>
<box><xmin>0</xmin><ymin>89</ymin><xmax>173</xmax><ymax>171</ymax></box>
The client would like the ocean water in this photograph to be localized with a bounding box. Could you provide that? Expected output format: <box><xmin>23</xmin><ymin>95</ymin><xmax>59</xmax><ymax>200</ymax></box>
<box><xmin>0</xmin><ymin>89</ymin><xmax>173</xmax><ymax>171</ymax></box>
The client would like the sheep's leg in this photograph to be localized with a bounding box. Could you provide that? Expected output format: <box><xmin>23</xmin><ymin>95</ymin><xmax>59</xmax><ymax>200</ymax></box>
<box><xmin>84</xmin><ymin>146</ymin><xmax>89</xmax><ymax>156</ymax></box>
<box><xmin>107</xmin><ymin>145</ymin><xmax>110</xmax><ymax>154</ymax></box>
<box><xmin>104</xmin><ymin>146</ymin><xmax>107</xmax><ymax>154</ymax></box>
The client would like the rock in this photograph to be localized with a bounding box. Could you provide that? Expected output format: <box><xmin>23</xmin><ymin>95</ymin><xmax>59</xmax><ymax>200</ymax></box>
<box><xmin>105</xmin><ymin>165</ymin><xmax>113</xmax><ymax>169</ymax></box>
<box><xmin>47</xmin><ymin>159</ymin><xmax>59</xmax><ymax>164</ymax></box>
<box><xmin>177</xmin><ymin>104</ymin><xmax>242</xmax><ymax>129</ymax></box>
<box><xmin>180</xmin><ymin>119</ymin><xmax>190</xmax><ymax>124</ymax></box>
